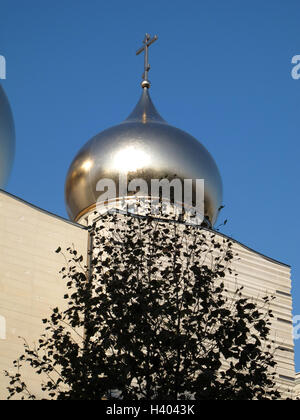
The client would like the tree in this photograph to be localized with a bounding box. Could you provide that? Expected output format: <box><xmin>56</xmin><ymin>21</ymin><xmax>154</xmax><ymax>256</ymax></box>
<box><xmin>5</xmin><ymin>212</ymin><xmax>280</xmax><ymax>400</ymax></box>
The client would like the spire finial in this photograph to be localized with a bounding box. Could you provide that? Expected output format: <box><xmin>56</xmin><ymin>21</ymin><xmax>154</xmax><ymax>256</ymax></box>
<box><xmin>136</xmin><ymin>33</ymin><xmax>158</xmax><ymax>89</ymax></box>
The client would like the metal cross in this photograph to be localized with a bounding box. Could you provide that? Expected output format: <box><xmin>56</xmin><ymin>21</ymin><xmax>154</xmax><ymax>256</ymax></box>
<box><xmin>136</xmin><ymin>33</ymin><xmax>158</xmax><ymax>88</ymax></box>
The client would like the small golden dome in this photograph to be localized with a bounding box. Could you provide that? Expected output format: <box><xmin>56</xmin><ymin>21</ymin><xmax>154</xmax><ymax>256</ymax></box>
<box><xmin>65</xmin><ymin>88</ymin><xmax>222</xmax><ymax>226</ymax></box>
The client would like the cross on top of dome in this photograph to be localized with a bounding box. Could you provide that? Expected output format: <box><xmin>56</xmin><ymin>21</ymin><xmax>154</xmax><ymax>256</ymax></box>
<box><xmin>136</xmin><ymin>33</ymin><xmax>158</xmax><ymax>89</ymax></box>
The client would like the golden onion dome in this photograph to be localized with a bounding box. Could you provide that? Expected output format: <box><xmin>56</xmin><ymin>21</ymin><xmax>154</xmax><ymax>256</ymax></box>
<box><xmin>65</xmin><ymin>87</ymin><xmax>223</xmax><ymax>226</ymax></box>
<box><xmin>0</xmin><ymin>85</ymin><xmax>15</xmax><ymax>188</ymax></box>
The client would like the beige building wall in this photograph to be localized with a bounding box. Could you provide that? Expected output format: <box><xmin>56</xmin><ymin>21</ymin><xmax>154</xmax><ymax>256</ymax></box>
<box><xmin>230</xmin><ymin>238</ymin><xmax>294</xmax><ymax>396</ymax></box>
<box><xmin>0</xmin><ymin>195</ymin><xmax>296</xmax><ymax>399</ymax></box>
<box><xmin>294</xmin><ymin>372</ymin><xmax>300</xmax><ymax>398</ymax></box>
<box><xmin>0</xmin><ymin>191</ymin><xmax>88</xmax><ymax>399</ymax></box>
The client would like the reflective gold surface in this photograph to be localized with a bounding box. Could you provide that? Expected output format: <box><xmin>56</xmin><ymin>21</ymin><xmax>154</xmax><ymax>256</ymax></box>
<box><xmin>65</xmin><ymin>88</ymin><xmax>222</xmax><ymax>225</ymax></box>
<box><xmin>0</xmin><ymin>85</ymin><xmax>15</xmax><ymax>188</ymax></box>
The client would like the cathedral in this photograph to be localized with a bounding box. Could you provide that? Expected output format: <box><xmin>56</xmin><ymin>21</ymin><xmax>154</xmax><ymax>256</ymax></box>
<box><xmin>0</xmin><ymin>35</ymin><xmax>298</xmax><ymax>399</ymax></box>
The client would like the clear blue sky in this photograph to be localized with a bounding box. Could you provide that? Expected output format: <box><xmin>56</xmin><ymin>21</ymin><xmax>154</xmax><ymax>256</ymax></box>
<box><xmin>2</xmin><ymin>0</ymin><xmax>300</xmax><ymax>370</ymax></box>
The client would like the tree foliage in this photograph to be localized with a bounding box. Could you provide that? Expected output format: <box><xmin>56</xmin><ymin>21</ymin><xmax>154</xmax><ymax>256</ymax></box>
<box><xmin>5</xmin><ymin>212</ymin><xmax>280</xmax><ymax>400</ymax></box>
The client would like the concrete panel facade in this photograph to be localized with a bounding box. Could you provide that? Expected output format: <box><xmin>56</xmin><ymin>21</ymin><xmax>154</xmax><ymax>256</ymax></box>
<box><xmin>0</xmin><ymin>191</ymin><xmax>88</xmax><ymax>399</ymax></box>
<box><xmin>0</xmin><ymin>194</ymin><xmax>297</xmax><ymax>399</ymax></box>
